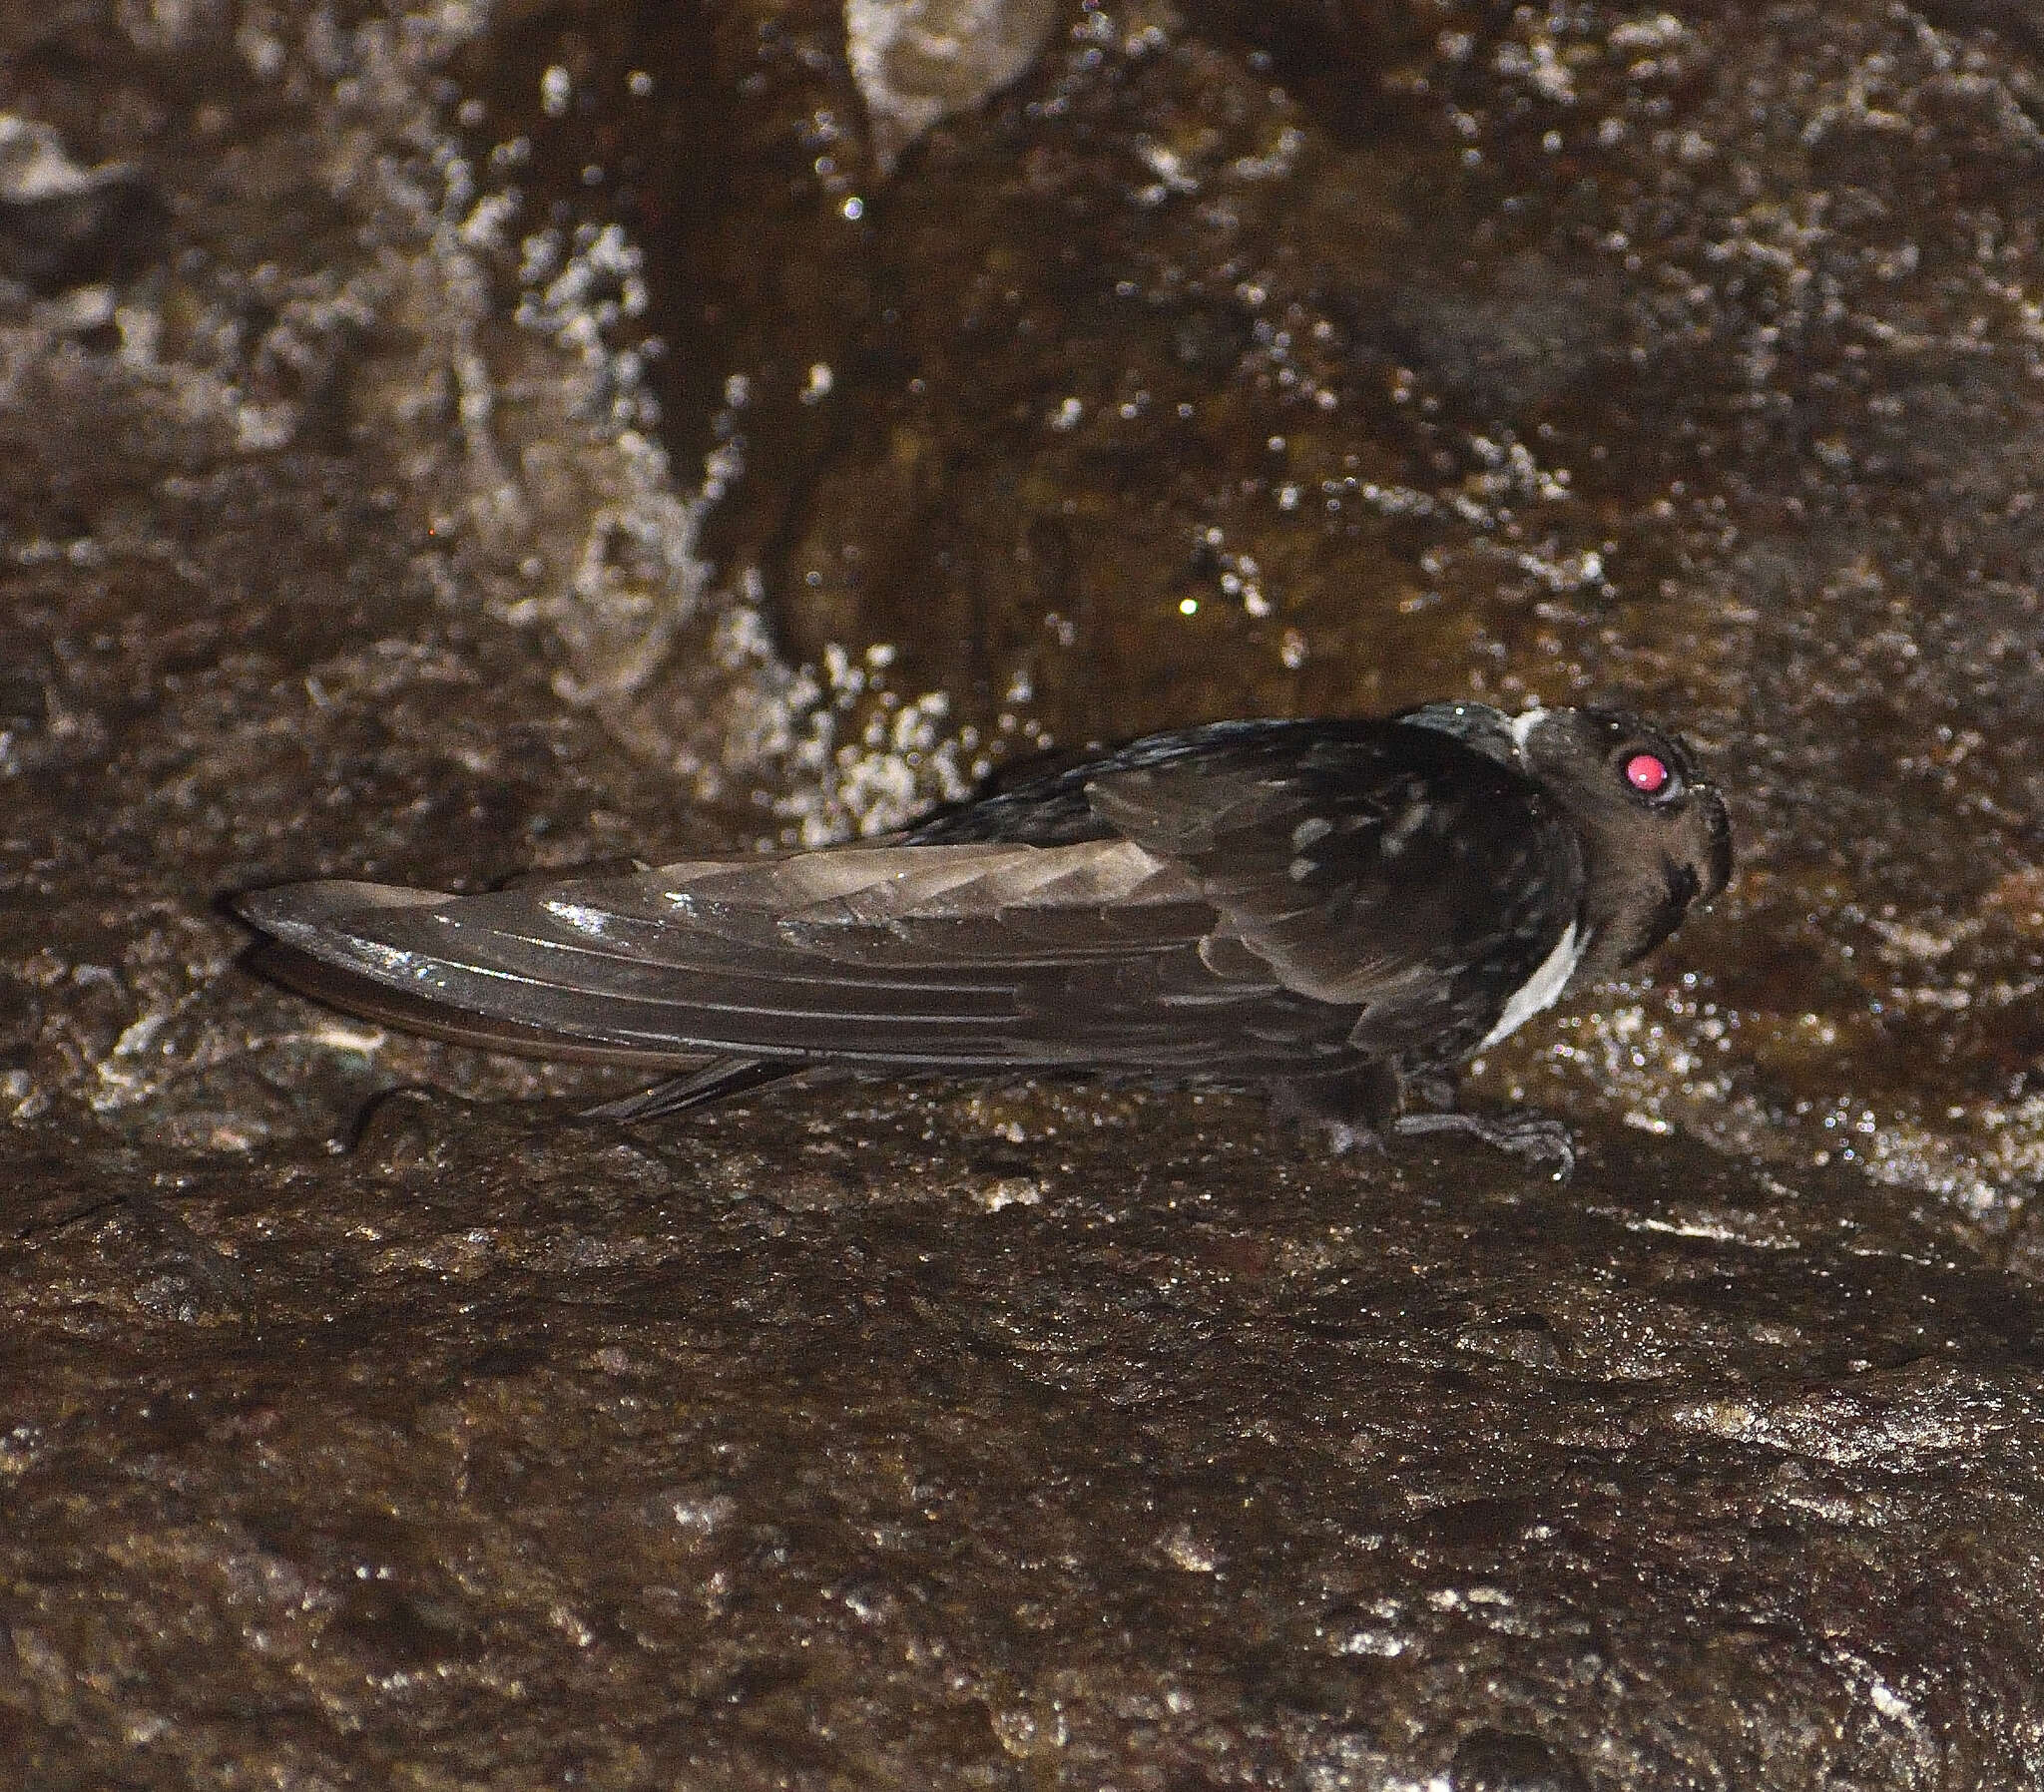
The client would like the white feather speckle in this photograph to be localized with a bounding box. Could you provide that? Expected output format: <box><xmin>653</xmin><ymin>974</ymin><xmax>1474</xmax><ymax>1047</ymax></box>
<box><xmin>1506</xmin><ymin>705</ymin><xmax>1549</xmax><ymax>760</ymax></box>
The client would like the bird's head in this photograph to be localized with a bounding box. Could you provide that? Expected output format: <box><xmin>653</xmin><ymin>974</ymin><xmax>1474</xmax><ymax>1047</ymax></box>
<box><xmin>1511</xmin><ymin>705</ymin><xmax>1734</xmax><ymax>983</ymax></box>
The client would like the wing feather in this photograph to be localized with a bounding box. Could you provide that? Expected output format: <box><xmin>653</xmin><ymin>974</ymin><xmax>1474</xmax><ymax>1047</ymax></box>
<box><xmin>1076</xmin><ymin>721</ymin><xmax>1583</xmax><ymax>1069</ymax></box>
<box><xmin>240</xmin><ymin>716</ymin><xmax>1586</xmax><ymax>1086</ymax></box>
<box><xmin>240</xmin><ymin>839</ymin><xmax>1317</xmax><ymax>1072</ymax></box>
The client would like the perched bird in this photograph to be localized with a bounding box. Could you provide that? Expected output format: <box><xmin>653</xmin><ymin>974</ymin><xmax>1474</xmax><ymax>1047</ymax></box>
<box><xmin>239</xmin><ymin>703</ymin><xmax>1731</xmax><ymax>1170</ymax></box>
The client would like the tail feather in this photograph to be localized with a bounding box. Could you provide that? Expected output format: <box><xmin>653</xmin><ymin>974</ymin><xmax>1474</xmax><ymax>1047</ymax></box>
<box><xmin>579</xmin><ymin>1057</ymin><xmax>803</xmax><ymax>1121</ymax></box>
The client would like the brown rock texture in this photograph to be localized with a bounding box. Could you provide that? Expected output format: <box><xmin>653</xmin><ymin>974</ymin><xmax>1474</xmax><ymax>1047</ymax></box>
<box><xmin>4</xmin><ymin>1</ymin><xmax>2044</xmax><ymax>1785</ymax></box>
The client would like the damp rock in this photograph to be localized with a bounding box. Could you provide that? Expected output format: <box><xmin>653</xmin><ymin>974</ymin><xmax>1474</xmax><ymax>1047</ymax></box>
<box><xmin>0</xmin><ymin>115</ymin><xmax>163</xmax><ymax>293</ymax></box>
<box><xmin>846</xmin><ymin>0</ymin><xmax>1059</xmax><ymax>174</ymax></box>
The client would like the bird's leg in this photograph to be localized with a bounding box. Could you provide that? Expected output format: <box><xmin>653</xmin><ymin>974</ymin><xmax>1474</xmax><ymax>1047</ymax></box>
<box><xmin>1269</xmin><ymin>1063</ymin><xmax>1402</xmax><ymax>1155</ymax></box>
<box><xmin>1404</xmin><ymin>1071</ymin><xmax>1460</xmax><ymax>1114</ymax></box>
<box><xmin>1278</xmin><ymin>1066</ymin><xmax>1575</xmax><ymax>1176</ymax></box>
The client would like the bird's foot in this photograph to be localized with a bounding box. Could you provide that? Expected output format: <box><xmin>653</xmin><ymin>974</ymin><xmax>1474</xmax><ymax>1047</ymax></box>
<box><xmin>1391</xmin><ymin>1109</ymin><xmax>1575</xmax><ymax>1179</ymax></box>
<box><xmin>1317</xmin><ymin>1120</ymin><xmax>1389</xmax><ymax>1157</ymax></box>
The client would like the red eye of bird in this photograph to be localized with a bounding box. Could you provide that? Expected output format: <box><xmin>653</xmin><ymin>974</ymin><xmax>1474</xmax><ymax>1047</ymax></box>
<box><xmin>1624</xmin><ymin>751</ymin><xmax>1671</xmax><ymax>795</ymax></box>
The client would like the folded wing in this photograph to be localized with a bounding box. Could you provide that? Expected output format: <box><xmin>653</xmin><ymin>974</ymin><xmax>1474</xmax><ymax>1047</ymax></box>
<box><xmin>239</xmin><ymin>717</ymin><xmax>1584</xmax><ymax>1084</ymax></box>
<box><xmin>239</xmin><ymin>838</ymin><xmax>1348</xmax><ymax>1076</ymax></box>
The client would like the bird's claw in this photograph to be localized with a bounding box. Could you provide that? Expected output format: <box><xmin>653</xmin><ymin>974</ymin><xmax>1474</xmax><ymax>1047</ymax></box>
<box><xmin>1392</xmin><ymin>1110</ymin><xmax>1575</xmax><ymax>1179</ymax></box>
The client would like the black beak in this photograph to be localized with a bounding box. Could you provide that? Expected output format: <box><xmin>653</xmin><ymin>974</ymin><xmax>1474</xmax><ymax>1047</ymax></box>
<box><xmin>1700</xmin><ymin>788</ymin><xmax>1734</xmax><ymax>901</ymax></box>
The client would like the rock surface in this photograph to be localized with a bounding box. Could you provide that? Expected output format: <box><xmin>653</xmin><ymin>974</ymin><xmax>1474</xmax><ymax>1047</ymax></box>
<box><xmin>7</xmin><ymin>1105</ymin><xmax>2043</xmax><ymax>1788</ymax></box>
<box><xmin>3</xmin><ymin>1</ymin><xmax>2044</xmax><ymax>1786</ymax></box>
<box><xmin>847</xmin><ymin>0</ymin><xmax>1061</xmax><ymax>174</ymax></box>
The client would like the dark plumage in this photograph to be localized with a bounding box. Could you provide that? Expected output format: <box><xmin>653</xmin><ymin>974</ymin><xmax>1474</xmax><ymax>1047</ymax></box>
<box><xmin>238</xmin><ymin>703</ymin><xmax>1732</xmax><ymax>1169</ymax></box>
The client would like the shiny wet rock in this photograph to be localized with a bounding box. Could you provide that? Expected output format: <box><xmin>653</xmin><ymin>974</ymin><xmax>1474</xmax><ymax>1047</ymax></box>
<box><xmin>6</xmin><ymin>0</ymin><xmax>2044</xmax><ymax>1785</ymax></box>
<box><xmin>8</xmin><ymin>1106</ymin><xmax>2044</xmax><ymax>1787</ymax></box>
